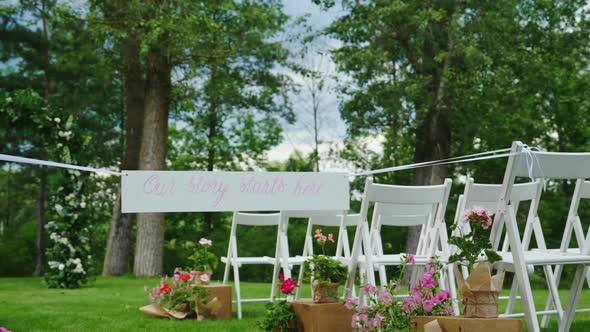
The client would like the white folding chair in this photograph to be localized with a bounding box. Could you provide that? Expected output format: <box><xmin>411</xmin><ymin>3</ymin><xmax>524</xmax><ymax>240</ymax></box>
<box><xmin>490</xmin><ymin>141</ymin><xmax>590</xmax><ymax>332</ymax></box>
<box><xmin>541</xmin><ymin>179</ymin><xmax>590</xmax><ymax>327</ymax></box>
<box><xmin>294</xmin><ymin>213</ymin><xmax>359</xmax><ymax>299</ymax></box>
<box><xmin>449</xmin><ymin>177</ymin><xmax>546</xmax><ymax>315</ymax></box>
<box><xmin>370</xmin><ymin>202</ymin><xmax>438</xmax><ymax>286</ymax></box>
<box><xmin>221</xmin><ymin>212</ymin><xmax>285</xmax><ymax>319</ymax></box>
<box><xmin>345</xmin><ymin>178</ymin><xmax>456</xmax><ymax>307</ymax></box>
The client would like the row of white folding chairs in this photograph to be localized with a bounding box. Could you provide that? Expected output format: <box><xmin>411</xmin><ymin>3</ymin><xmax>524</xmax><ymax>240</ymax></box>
<box><xmin>485</xmin><ymin>141</ymin><xmax>590</xmax><ymax>332</ymax></box>
<box><xmin>344</xmin><ymin>178</ymin><xmax>460</xmax><ymax>314</ymax></box>
<box><xmin>221</xmin><ymin>210</ymin><xmax>357</xmax><ymax>319</ymax></box>
<box><xmin>346</xmin><ymin>141</ymin><xmax>590</xmax><ymax>331</ymax></box>
<box><xmin>450</xmin><ymin>167</ymin><xmax>590</xmax><ymax>330</ymax></box>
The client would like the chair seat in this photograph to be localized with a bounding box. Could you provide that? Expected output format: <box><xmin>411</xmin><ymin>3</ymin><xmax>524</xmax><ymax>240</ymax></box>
<box><xmin>497</xmin><ymin>250</ymin><xmax>590</xmax><ymax>265</ymax></box>
<box><xmin>341</xmin><ymin>254</ymin><xmax>446</xmax><ymax>265</ymax></box>
<box><xmin>221</xmin><ymin>256</ymin><xmax>275</xmax><ymax>264</ymax></box>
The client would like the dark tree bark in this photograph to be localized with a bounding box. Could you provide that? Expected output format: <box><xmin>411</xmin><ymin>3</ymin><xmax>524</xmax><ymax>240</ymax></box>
<box><xmin>203</xmin><ymin>65</ymin><xmax>218</xmax><ymax>232</ymax></box>
<box><xmin>133</xmin><ymin>50</ymin><xmax>171</xmax><ymax>277</ymax></box>
<box><xmin>103</xmin><ymin>34</ymin><xmax>145</xmax><ymax>275</ymax></box>
<box><xmin>34</xmin><ymin>167</ymin><xmax>47</xmax><ymax>276</ymax></box>
<box><xmin>404</xmin><ymin>19</ymin><xmax>454</xmax><ymax>258</ymax></box>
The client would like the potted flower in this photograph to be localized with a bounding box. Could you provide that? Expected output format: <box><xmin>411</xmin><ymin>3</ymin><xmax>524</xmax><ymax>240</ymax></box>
<box><xmin>346</xmin><ymin>255</ymin><xmax>453</xmax><ymax>331</ymax></box>
<box><xmin>142</xmin><ymin>268</ymin><xmax>212</xmax><ymax>319</ymax></box>
<box><xmin>189</xmin><ymin>238</ymin><xmax>218</xmax><ymax>284</ymax></box>
<box><xmin>303</xmin><ymin>229</ymin><xmax>348</xmax><ymax>303</ymax></box>
<box><xmin>448</xmin><ymin>207</ymin><xmax>504</xmax><ymax>318</ymax></box>
<box><xmin>259</xmin><ymin>274</ymin><xmax>300</xmax><ymax>332</ymax></box>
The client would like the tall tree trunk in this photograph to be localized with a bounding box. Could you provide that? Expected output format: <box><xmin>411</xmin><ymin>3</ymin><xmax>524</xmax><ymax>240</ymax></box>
<box><xmin>34</xmin><ymin>167</ymin><xmax>47</xmax><ymax>276</ymax></box>
<box><xmin>203</xmin><ymin>65</ymin><xmax>218</xmax><ymax>232</ymax></box>
<box><xmin>35</xmin><ymin>0</ymin><xmax>50</xmax><ymax>276</ymax></box>
<box><xmin>405</xmin><ymin>30</ymin><xmax>454</xmax><ymax>257</ymax></box>
<box><xmin>133</xmin><ymin>51</ymin><xmax>171</xmax><ymax>277</ymax></box>
<box><xmin>103</xmin><ymin>35</ymin><xmax>145</xmax><ymax>275</ymax></box>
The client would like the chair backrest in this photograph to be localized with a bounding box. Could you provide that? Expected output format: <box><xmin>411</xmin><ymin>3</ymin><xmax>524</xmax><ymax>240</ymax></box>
<box><xmin>302</xmin><ymin>213</ymin><xmax>359</xmax><ymax>258</ymax></box>
<box><xmin>361</xmin><ymin>178</ymin><xmax>452</xmax><ymax>257</ymax></box>
<box><xmin>491</xmin><ymin>141</ymin><xmax>590</xmax><ymax>250</ymax></box>
<box><xmin>229</xmin><ymin>212</ymin><xmax>282</xmax><ymax>256</ymax></box>
<box><xmin>454</xmin><ymin>177</ymin><xmax>543</xmax><ymax>252</ymax></box>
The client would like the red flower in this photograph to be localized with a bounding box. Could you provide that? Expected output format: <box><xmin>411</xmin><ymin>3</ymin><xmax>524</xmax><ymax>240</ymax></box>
<box><xmin>179</xmin><ymin>273</ymin><xmax>192</xmax><ymax>281</ymax></box>
<box><xmin>287</xmin><ymin>320</ymin><xmax>294</xmax><ymax>328</ymax></box>
<box><xmin>279</xmin><ymin>273</ymin><xmax>285</xmax><ymax>281</ymax></box>
<box><xmin>159</xmin><ymin>283</ymin><xmax>170</xmax><ymax>294</ymax></box>
<box><xmin>276</xmin><ymin>329</ymin><xmax>281</xmax><ymax>332</ymax></box>
<box><xmin>280</xmin><ymin>277</ymin><xmax>300</xmax><ymax>295</ymax></box>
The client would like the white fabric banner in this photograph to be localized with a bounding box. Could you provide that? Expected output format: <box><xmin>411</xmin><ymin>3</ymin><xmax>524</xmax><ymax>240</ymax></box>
<box><xmin>121</xmin><ymin>171</ymin><xmax>350</xmax><ymax>213</ymax></box>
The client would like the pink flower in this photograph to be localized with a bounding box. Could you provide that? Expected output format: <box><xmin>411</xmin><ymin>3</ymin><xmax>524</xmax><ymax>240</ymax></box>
<box><xmin>410</xmin><ymin>283</ymin><xmax>421</xmax><ymax>297</ymax></box>
<box><xmin>401</xmin><ymin>297</ymin><xmax>415</xmax><ymax>313</ymax></box>
<box><xmin>407</xmin><ymin>254</ymin><xmax>416</xmax><ymax>265</ymax></box>
<box><xmin>373</xmin><ymin>313</ymin><xmax>383</xmax><ymax>327</ymax></box>
<box><xmin>423</xmin><ymin>299</ymin><xmax>434</xmax><ymax>312</ymax></box>
<box><xmin>199</xmin><ymin>274</ymin><xmax>210</xmax><ymax>283</ymax></box>
<box><xmin>436</xmin><ymin>290</ymin><xmax>450</xmax><ymax>302</ymax></box>
<box><xmin>148</xmin><ymin>293</ymin><xmax>155</xmax><ymax>302</ymax></box>
<box><xmin>378</xmin><ymin>289</ymin><xmax>394</xmax><ymax>305</ymax></box>
<box><xmin>314</xmin><ymin>229</ymin><xmax>327</xmax><ymax>243</ymax></box>
<box><xmin>199</xmin><ymin>238</ymin><xmax>212</xmax><ymax>246</ymax></box>
<box><xmin>419</xmin><ymin>273</ymin><xmax>436</xmax><ymax>289</ymax></box>
<box><xmin>143</xmin><ymin>285</ymin><xmax>148</xmax><ymax>292</ymax></box>
<box><xmin>327</xmin><ymin>233</ymin><xmax>335</xmax><ymax>243</ymax></box>
<box><xmin>345</xmin><ymin>296</ymin><xmax>359</xmax><ymax>310</ymax></box>
<box><xmin>357</xmin><ymin>304</ymin><xmax>368</xmax><ymax>313</ymax></box>
<box><xmin>351</xmin><ymin>314</ymin><xmax>360</xmax><ymax>327</ymax></box>
<box><xmin>360</xmin><ymin>284</ymin><xmax>377</xmax><ymax>295</ymax></box>
<box><xmin>0</xmin><ymin>327</ymin><xmax>12</xmax><ymax>332</ymax></box>
<box><xmin>444</xmin><ymin>305</ymin><xmax>455</xmax><ymax>316</ymax></box>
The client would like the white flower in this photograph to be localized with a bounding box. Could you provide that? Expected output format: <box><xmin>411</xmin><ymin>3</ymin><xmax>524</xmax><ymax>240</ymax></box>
<box><xmin>55</xmin><ymin>204</ymin><xmax>64</xmax><ymax>216</ymax></box>
<box><xmin>73</xmin><ymin>264</ymin><xmax>85</xmax><ymax>274</ymax></box>
<box><xmin>48</xmin><ymin>261</ymin><xmax>60</xmax><ymax>269</ymax></box>
<box><xmin>54</xmin><ymin>117</ymin><xmax>61</xmax><ymax>123</ymax></box>
<box><xmin>199</xmin><ymin>274</ymin><xmax>210</xmax><ymax>283</ymax></box>
<box><xmin>50</xmin><ymin>233</ymin><xmax>60</xmax><ymax>241</ymax></box>
<box><xmin>58</xmin><ymin>237</ymin><xmax>70</xmax><ymax>245</ymax></box>
<box><xmin>80</xmin><ymin>202</ymin><xmax>86</xmax><ymax>208</ymax></box>
<box><xmin>58</xmin><ymin>264</ymin><xmax>65</xmax><ymax>271</ymax></box>
<box><xmin>199</xmin><ymin>238</ymin><xmax>212</xmax><ymax>246</ymax></box>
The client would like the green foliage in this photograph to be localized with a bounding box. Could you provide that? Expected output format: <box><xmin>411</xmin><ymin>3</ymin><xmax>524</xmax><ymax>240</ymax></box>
<box><xmin>448</xmin><ymin>209</ymin><xmax>501</xmax><ymax>270</ymax></box>
<box><xmin>303</xmin><ymin>255</ymin><xmax>347</xmax><ymax>284</ymax></box>
<box><xmin>188</xmin><ymin>240</ymin><xmax>219</xmax><ymax>272</ymax></box>
<box><xmin>258</xmin><ymin>300</ymin><xmax>297</xmax><ymax>332</ymax></box>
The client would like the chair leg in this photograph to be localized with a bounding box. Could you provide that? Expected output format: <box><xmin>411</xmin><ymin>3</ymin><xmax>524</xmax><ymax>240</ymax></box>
<box><xmin>378</xmin><ymin>264</ymin><xmax>387</xmax><ymax>287</ymax></box>
<box><xmin>296</xmin><ymin>263</ymin><xmax>305</xmax><ymax>300</ymax></box>
<box><xmin>223</xmin><ymin>257</ymin><xmax>231</xmax><ymax>284</ymax></box>
<box><xmin>232</xmin><ymin>260</ymin><xmax>243</xmax><ymax>320</ymax></box>
<box><xmin>542</xmin><ymin>264</ymin><xmax>564</xmax><ymax>327</ymax></box>
<box><xmin>505</xmin><ymin>277</ymin><xmax>518</xmax><ymax>315</ymax></box>
<box><xmin>559</xmin><ymin>265</ymin><xmax>588</xmax><ymax>332</ymax></box>
<box><xmin>505</xmin><ymin>210</ymin><xmax>540</xmax><ymax>332</ymax></box>
<box><xmin>445</xmin><ymin>265</ymin><xmax>460</xmax><ymax>315</ymax></box>
<box><xmin>544</xmin><ymin>265</ymin><xmax>564</xmax><ymax>328</ymax></box>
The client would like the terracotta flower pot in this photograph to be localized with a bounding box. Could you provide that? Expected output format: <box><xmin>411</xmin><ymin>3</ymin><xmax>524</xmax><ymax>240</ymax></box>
<box><xmin>194</xmin><ymin>270</ymin><xmax>213</xmax><ymax>285</ymax></box>
<box><xmin>311</xmin><ymin>280</ymin><xmax>340</xmax><ymax>303</ymax></box>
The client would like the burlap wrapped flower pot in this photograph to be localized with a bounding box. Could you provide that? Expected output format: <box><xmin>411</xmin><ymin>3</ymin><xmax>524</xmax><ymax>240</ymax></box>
<box><xmin>311</xmin><ymin>280</ymin><xmax>340</xmax><ymax>303</ymax></box>
<box><xmin>454</xmin><ymin>262</ymin><xmax>505</xmax><ymax>318</ymax></box>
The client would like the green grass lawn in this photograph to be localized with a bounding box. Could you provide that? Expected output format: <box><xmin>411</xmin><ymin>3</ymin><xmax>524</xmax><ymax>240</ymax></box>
<box><xmin>1</xmin><ymin>276</ymin><xmax>590</xmax><ymax>331</ymax></box>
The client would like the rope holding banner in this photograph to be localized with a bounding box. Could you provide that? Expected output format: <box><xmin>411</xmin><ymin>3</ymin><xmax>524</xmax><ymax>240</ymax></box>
<box><xmin>0</xmin><ymin>153</ymin><xmax>125</xmax><ymax>176</ymax></box>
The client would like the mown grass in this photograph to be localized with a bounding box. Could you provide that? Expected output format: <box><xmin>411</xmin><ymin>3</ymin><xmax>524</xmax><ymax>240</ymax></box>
<box><xmin>1</xmin><ymin>276</ymin><xmax>590</xmax><ymax>331</ymax></box>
